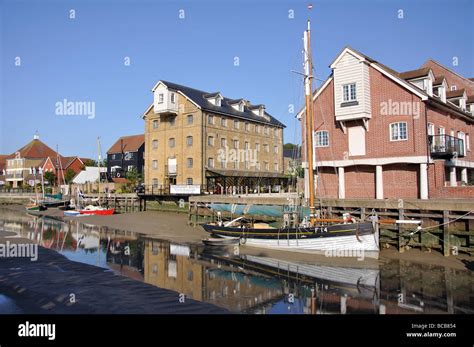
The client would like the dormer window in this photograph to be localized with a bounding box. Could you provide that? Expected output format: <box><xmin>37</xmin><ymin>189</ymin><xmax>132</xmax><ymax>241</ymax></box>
<box><xmin>229</xmin><ymin>99</ymin><xmax>245</xmax><ymax>112</ymax></box>
<box><xmin>250</xmin><ymin>105</ymin><xmax>265</xmax><ymax>117</ymax></box>
<box><xmin>343</xmin><ymin>83</ymin><xmax>357</xmax><ymax>102</ymax></box>
<box><xmin>451</xmin><ymin>85</ymin><xmax>457</xmax><ymax>91</ymax></box>
<box><xmin>204</xmin><ymin>92</ymin><xmax>223</xmax><ymax>107</ymax></box>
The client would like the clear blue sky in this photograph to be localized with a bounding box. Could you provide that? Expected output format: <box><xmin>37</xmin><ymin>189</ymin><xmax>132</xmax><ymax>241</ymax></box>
<box><xmin>1</xmin><ymin>0</ymin><xmax>473</xmax><ymax>159</ymax></box>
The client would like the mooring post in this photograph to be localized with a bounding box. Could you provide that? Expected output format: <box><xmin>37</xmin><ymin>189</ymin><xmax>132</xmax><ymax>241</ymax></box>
<box><xmin>398</xmin><ymin>208</ymin><xmax>405</xmax><ymax>253</ymax></box>
<box><xmin>443</xmin><ymin>210</ymin><xmax>450</xmax><ymax>257</ymax></box>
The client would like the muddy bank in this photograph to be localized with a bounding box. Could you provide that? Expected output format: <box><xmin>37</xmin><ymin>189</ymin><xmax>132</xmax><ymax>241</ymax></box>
<box><xmin>0</xmin><ymin>245</ymin><xmax>227</xmax><ymax>314</ymax></box>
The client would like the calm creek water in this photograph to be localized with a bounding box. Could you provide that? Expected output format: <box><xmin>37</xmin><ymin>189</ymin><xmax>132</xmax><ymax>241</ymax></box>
<box><xmin>0</xmin><ymin>207</ymin><xmax>472</xmax><ymax>314</ymax></box>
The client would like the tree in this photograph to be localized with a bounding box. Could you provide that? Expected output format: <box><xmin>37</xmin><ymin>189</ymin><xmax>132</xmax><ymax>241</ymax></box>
<box><xmin>125</xmin><ymin>167</ymin><xmax>141</xmax><ymax>187</ymax></box>
<box><xmin>64</xmin><ymin>168</ymin><xmax>76</xmax><ymax>184</ymax></box>
<box><xmin>44</xmin><ymin>171</ymin><xmax>57</xmax><ymax>186</ymax></box>
<box><xmin>83</xmin><ymin>159</ymin><xmax>97</xmax><ymax>167</ymax></box>
<box><xmin>283</xmin><ymin>143</ymin><xmax>298</xmax><ymax>150</ymax></box>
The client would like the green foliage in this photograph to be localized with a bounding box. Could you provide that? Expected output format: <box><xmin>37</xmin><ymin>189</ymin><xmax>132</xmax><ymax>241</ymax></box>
<box><xmin>44</xmin><ymin>171</ymin><xmax>57</xmax><ymax>186</ymax></box>
<box><xmin>283</xmin><ymin>143</ymin><xmax>298</xmax><ymax>150</ymax></box>
<box><xmin>64</xmin><ymin>168</ymin><xmax>76</xmax><ymax>184</ymax></box>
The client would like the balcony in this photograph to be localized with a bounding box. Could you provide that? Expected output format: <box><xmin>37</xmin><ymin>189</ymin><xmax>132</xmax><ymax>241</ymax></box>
<box><xmin>429</xmin><ymin>135</ymin><xmax>465</xmax><ymax>159</ymax></box>
<box><xmin>5</xmin><ymin>172</ymin><xmax>24</xmax><ymax>180</ymax></box>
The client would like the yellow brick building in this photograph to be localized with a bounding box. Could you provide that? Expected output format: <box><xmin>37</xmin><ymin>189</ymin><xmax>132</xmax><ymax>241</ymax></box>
<box><xmin>142</xmin><ymin>81</ymin><xmax>286</xmax><ymax>193</ymax></box>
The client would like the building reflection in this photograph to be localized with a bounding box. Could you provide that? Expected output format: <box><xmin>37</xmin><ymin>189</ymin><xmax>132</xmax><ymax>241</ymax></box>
<box><xmin>0</xmin><ymin>207</ymin><xmax>472</xmax><ymax>314</ymax></box>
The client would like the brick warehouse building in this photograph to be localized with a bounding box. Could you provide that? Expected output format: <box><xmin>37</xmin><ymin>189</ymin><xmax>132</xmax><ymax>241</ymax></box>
<box><xmin>300</xmin><ymin>47</ymin><xmax>474</xmax><ymax>200</ymax></box>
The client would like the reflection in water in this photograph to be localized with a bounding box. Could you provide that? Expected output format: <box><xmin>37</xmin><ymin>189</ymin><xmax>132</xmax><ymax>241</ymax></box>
<box><xmin>0</xmin><ymin>207</ymin><xmax>472</xmax><ymax>314</ymax></box>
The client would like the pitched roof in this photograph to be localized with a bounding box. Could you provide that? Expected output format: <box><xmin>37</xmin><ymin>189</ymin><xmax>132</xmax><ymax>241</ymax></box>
<box><xmin>107</xmin><ymin>134</ymin><xmax>145</xmax><ymax>154</ymax></box>
<box><xmin>320</xmin><ymin>46</ymin><xmax>474</xmax><ymax>122</ymax></box>
<box><xmin>157</xmin><ymin>80</ymin><xmax>285</xmax><ymax>128</ymax></box>
<box><xmin>433</xmin><ymin>76</ymin><xmax>446</xmax><ymax>85</ymax></box>
<box><xmin>446</xmin><ymin>88</ymin><xmax>466</xmax><ymax>99</ymax></box>
<box><xmin>15</xmin><ymin>139</ymin><xmax>59</xmax><ymax>159</ymax></box>
<box><xmin>399</xmin><ymin>67</ymin><xmax>432</xmax><ymax>80</ymax></box>
<box><xmin>467</xmin><ymin>95</ymin><xmax>474</xmax><ymax>104</ymax></box>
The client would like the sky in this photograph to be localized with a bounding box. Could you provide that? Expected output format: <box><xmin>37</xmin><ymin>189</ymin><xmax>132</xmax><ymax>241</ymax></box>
<box><xmin>1</xmin><ymin>0</ymin><xmax>473</xmax><ymax>159</ymax></box>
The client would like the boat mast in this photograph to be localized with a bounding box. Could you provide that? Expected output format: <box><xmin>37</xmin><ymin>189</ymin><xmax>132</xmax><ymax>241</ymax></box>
<box><xmin>97</xmin><ymin>137</ymin><xmax>102</xmax><ymax>206</ymax></box>
<box><xmin>304</xmin><ymin>19</ymin><xmax>316</xmax><ymax>225</ymax></box>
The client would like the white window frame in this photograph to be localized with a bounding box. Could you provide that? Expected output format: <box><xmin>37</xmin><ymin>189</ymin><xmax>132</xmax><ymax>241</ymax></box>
<box><xmin>451</xmin><ymin>85</ymin><xmax>457</xmax><ymax>91</ymax></box>
<box><xmin>315</xmin><ymin>130</ymin><xmax>329</xmax><ymax>147</ymax></box>
<box><xmin>208</xmin><ymin>158</ymin><xmax>214</xmax><ymax>168</ymax></box>
<box><xmin>208</xmin><ymin>136</ymin><xmax>214</xmax><ymax>147</ymax></box>
<box><xmin>342</xmin><ymin>83</ymin><xmax>357</xmax><ymax>102</ymax></box>
<box><xmin>170</xmin><ymin>92</ymin><xmax>176</xmax><ymax>104</ymax></box>
<box><xmin>389</xmin><ymin>122</ymin><xmax>408</xmax><ymax>142</ymax></box>
<box><xmin>186</xmin><ymin>136</ymin><xmax>193</xmax><ymax>147</ymax></box>
<box><xmin>152</xmin><ymin>160</ymin><xmax>158</xmax><ymax>170</ymax></box>
<box><xmin>158</xmin><ymin>93</ymin><xmax>164</xmax><ymax>104</ymax></box>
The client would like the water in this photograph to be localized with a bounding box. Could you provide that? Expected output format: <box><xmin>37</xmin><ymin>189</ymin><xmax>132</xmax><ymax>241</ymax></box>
<box><xmin>0</xmin><ymin>207</ymin><xmax>472</xmax><ymax>314</ymax></box>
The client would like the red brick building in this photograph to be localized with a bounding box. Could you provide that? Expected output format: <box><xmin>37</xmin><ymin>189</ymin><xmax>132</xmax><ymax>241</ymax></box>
<box><xmin>300</xmin><ymin>47</ymin><xmax>474</xmax><ymax>200</ymax></box>
<box><xmin>0</xmin><ymin>134</ymin><xmax>87</xmax><ymax>187</ymax></box>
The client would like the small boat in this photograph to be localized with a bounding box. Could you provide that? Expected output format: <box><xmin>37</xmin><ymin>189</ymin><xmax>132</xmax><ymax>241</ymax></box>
<box><xmin>202</xmin><ymin>237</ymin><xmax>240</xmax><ymax>247</ymax></box>
<box><xmin>79</xmin><ymin>205</ymin><xmax>115</xmax><ymax>216</ymax></box>
<box><xmin>64</xmin><ymin>210</ymin><xmax>81</xmax><ymax>217</ymax></box>
<box><xmin>26</xmin><ymin>203</ymin><xmax>46</xmax><ymax>212</ymax></box>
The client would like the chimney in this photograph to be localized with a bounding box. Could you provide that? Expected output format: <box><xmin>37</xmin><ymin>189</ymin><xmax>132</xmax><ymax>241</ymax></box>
<box><xmin>33</xmin><ymin>131</ymin><xmax>40</xmax><ymax>140</ymax></box>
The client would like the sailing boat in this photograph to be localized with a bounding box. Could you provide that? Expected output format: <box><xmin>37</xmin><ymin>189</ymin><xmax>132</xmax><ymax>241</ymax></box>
<box><xmin>78</xmin><ymin>137</ymin><xmax>115</xmax><ymax>216</ymax></box>
<box><xmin>202</xmin><ymin>20</ymin><xmax>379</xmax><ymax>256</ymax></box>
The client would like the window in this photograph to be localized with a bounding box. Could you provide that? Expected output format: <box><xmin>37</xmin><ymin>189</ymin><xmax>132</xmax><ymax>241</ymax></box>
<box><xmin>458</xmin><ymin>131</ymin><xmax>466</xmax><ymax>155</ymax></box>
<box><xmin>187</xmin><ymin>158</ymin><xmax>193</xmax><ymax>168</ymax></box>
<box><xmin>245</xmin><ymin>141</ymin><xmax>249</xmax><ymax>150</ymax></box>
<box><xmin>221</xmin><ymin>138</ymin><xmax>226</xmax><ymax>148</ymax></box>
<box><xmin>186</xmin><ymin>178</ymin><xmax>193</xmax><ymax>185</ymax></box>
<box><xmin>315</xmin><ymin>131</ymin><xmax>329</xmax><ymax>147</ymax></box>
<box><xmin>208</xmin><ymin>115</ymin><xmax>214</xmax><ymax>125</ymax></box>
<box><xmin>234</xmin><ymin>120</ymin><xmax>239</xmax><ymax>129</ymax></box>
<box><xmin>170</xmin><ymin>92</ymin><xmax>176</xmax><ymax>104</ymax></box>
<box><xmin>152</xmin><ymin>160</ymin><xmax>158</xmax><ymax>170</ymax></box>
<box><xmin>152</xmin><ymin>178</ymin><xmax>158</xmax><ymax>188</ymax></box>
<box><xmin>220</xmin><ymin>159</ymin><xmax>226</xmax><ymax>169</ymax></box>
<box><xmin>187</xmin><ymin>115</ymin><xmax>193</xmax><ymax>125</ymax></box>
<box><xmin>152</xmin><ymin>120</ymin><xmax>159</xmax><ymax>129</ymax></box>
<box><xmin>343</xmin><ymin>83</ymin><xmax>357</xmax><ymax>102</ymax></box>
<box><xmin>169</xmin><ymin>116</ymin><xmax>176</xmax><ymax>126</ymax></box>
<box><xmin>273</xmin><ymin>145</ymin><xmax>278</xmax><ymax>154</ymax></box>
<box><xmin>169</xmin><ymin>138</ymin><xmax>176</xmax><ymax>148</ymax></box>
<box><xmin>233</xmin><ymin>140</ymin><xmax>239</xmax><ymax>149</ymax></box>
<box><xmin>256</xmin><ymin>161</ymin><xmax>260</xmax><ymax>170</ymax></box>
<box><xmin>208</xmin><ymin>158</ymin><xmax>214</xmax><ymax>168</ymax></box>
<box><xmin>244</xmin><ymin>161</ymin><xmax>249</xmax><ymax>169</ymax></box>
<box><xmin>238</xmin><ymin>103</ymin><xmax>244</xmax><ymax>112</ymax></box>
<box><xmin>264</xmin><ymin>126</ymin><xmax>269</xmax><ymax>135</ymax></box>
<box><xmin>255</xmin><ymin>125</ymin><xmax>260</xmax><ymax>133</ymax></box>
<box><xmin>233</xmin><ymin>161</ymin><xmax>238</xmax><ymax>169</ymax></box>
<box><xmin>390</xmin><ymin>122</ymin><xmax>408</xmax><ymax>141</ymax></box>
<box><xmin>255</xmin><ymin>143</ymin><xmax>260</xmax><ymax>152</ymax></box>
<box><xmin>264</xmin><ymin>162</ymin><xmax>269</xmax><ymax>171</ymax></box>
<box><xmin>451</xmin><ymin>85</ymin><xmax>457</xmax><ymax>91</ymax></box>
<box><xmin>263</xmin><ymin>144</ymin><xmax>269</xmax><ymax>152</ymax></box>
<box><xmin>245</xmin><ymin>122</ymin><xmax>250</xmax><ymax>131</ymax></box>
<box><xmin>186</xmin><ymin>136</ymin><xmax>193</xmax><ymax>146</ymax></box>
<box><xmin>152</xmin><ymin>140</ymin><xmax>158</xmax><ymax>149</ymax></box>
<box><xmin>221</xmin><ymin>117</ymin><xmax>227</xmax><ymax>127</ymax></box>
<box><xmin>216</xmin><ymin>98</ymin><xmax>221</xmax><ymax>107</ymax></box>
<box><xmin>467</xmin><ymin>134</ymin><xmax>470</xmax><ymax>151</ymax></box>
<box><xmin>208</xmin><ymin>136</ymin><xmax>214</xmax><ymax>146</ymax></box>
<box><xmin>427</xmin><ymin>123</ymin><xmax>434</xmax><ymax>136</ymax></box>
<box><xmin>158</xmin><ymin>93</ymin><xmax>164</xmax><ymax>104</ymax></box>
<box><xmin>274</xmin><ymin>163</ymin><xmax>278</xmax><ymax>171</ymax></box>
